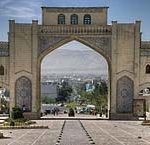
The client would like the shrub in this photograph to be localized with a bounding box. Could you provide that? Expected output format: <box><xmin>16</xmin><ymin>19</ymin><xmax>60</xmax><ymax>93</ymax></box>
<box><xmin>10</xmin><ymin>121</ymin><xmax>15</xmax><ymax>126</ymax></box>
<box><xmin>11</xmin><ymin>106</ymin><xmax>23</xmax><ymax>119</ymax></box>
<box><xmin>3</xmin><ymin>116</ymin><xmax>36</xmax><ymax>127</ymax></box>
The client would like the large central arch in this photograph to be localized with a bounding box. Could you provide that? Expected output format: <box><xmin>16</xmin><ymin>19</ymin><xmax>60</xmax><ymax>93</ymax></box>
<box><xmin>38</xmin><ymin>37</ymin><xmax>111</xmax><ymax>117</ymax></box>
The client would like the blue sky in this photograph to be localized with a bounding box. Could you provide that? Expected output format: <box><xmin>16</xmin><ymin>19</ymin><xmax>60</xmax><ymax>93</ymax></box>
<box><xmin>0</xmin><ymin>0</ymin><xmax>150</xmax><ymax>41</ymax></box>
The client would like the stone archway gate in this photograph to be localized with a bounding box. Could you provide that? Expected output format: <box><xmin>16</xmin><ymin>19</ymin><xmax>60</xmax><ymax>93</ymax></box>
<box><xmin>1</xmin><ymin>7</ymin><xmax>147</xmax><ymax>119</ymax></box>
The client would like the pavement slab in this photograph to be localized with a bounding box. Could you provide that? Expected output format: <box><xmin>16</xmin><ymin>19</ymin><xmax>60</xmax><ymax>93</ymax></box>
<box><xmin>0</xmin><ymin>120</ymin><xmax>150</xmax><ymax>145</ymax></box>
<box><xmin>59</xmin><ymin>120</ymin><xmax>91</xmax><ymax>145</ymax></box>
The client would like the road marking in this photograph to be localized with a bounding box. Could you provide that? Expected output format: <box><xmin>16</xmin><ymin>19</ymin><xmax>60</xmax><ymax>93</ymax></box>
<box><xmin>7</xmin><ymin>130</ymin><xmax>33</xmax><ymax>145</ymax></box>
<box><xmin>31</xmin><ymin>130</ymin><xmax>47</xmax><ymax>145</ymax></box>
<box><xmin>88</xmin><ymin>122</ymin><xmax>125</xmax><ymax>145</ymax></box>
<box><xmin>117</xmin><ymin>124</ymin><xmax>150</xmax><ymax>144</ymax></box>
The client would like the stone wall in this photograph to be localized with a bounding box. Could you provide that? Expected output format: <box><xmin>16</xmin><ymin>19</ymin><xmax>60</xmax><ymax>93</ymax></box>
<box><xmin>42</xmin><ymin>7</ymin><xmax>108</xmax><ymax>25</ymax></box>
<box><xmin>0</xmin><ymin>42</ymin><xmax>9</xmax><ymax>88</ymax></box>
<box><xmin>140</xmin><ymin>41</ymin><xmax>150</xmax><ymax>91</ymax></box>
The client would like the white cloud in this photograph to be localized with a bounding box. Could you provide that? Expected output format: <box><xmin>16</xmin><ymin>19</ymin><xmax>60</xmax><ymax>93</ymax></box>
<box><xmin>0</xmin><ymin>0</ymin><xmax>42</xmax><ymax>19</ymax></box>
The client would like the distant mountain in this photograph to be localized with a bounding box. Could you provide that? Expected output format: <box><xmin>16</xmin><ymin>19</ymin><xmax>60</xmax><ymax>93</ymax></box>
<box><xmin>41</xmin><ymin>49</ymin><xmax>108</xmax><ymax>76</ymax></box>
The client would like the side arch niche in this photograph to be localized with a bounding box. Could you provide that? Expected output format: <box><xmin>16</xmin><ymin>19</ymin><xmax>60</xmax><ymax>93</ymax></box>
<box><xmin>117</xmin><ymin>76</ymin><xmax>134</xmax><ymax>113</ymax></box>
<box><xmin>15</xmin><ymin>76</ymin><xmax>32</xmax><ymax>112</ymax></box>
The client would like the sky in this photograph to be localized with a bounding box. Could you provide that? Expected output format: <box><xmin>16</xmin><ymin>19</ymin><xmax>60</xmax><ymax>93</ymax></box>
<box><xmin>0</xmin><ymin>0</ymin><xmax>150</xmax><ymax>41</ymax></box>
<box><xmin>41</xmin><ymin>40</ymin><xmax>108</xmax><ymax>76</ymax></box>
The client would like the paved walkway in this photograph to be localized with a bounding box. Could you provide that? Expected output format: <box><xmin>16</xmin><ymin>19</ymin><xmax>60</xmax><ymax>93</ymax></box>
<box><xmin>59</xmin><ymin>120</ymin><xmax>91</xmax><ymax>145</ymax></box>
<box><xmin>0</xmin><ymin>120</ymin><xmax>150</xmax><ymax>145</ymax></box>
<box><xmin>82</xmin><ymin>120</ymin><xmax>150</xmax><ymax>145</ymax></box>
<box><xmin>0</xmin><ymin>120</ymin><xmax>64</xmax><ymax>145</ymax></box>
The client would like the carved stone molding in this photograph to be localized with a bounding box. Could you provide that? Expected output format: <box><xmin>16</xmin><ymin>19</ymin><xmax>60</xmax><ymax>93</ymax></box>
<box><xmin>15</xmin><ymin>76</ymin><xmax>32</xmax><ymax>112</ymax></box>
<box><xmin>43</xmin><ymin>7</ymin><xmax>108</xmax><ymax>13</ymax></box>
<box><xmin>117</xmin><ymin>76</ymin><xmax>134</xmax><ymax>113</ymax></box>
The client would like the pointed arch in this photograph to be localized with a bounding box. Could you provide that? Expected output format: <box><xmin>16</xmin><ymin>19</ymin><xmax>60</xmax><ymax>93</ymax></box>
<box><xmin>146</xmin><ymin>64</ymin><xmax>150</xmax><ymax>74</ymax></box>
<box><xmin>39</xmin><ymin>36</ymin><xmax>111</xmax><ymax>66</ymax></box>
<box><xmin>38</xmin><ymin>36</ymin><xmax>111</xmax><ymax>119</ymax></box>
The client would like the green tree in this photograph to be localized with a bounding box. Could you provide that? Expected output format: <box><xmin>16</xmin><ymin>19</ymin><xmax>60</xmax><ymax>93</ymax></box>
<box><xmin>42</xmin><ymin>96</ymin><xmax>56</xmax><ymax>104</ymax></box>
<box><xmin>56</xmin><ymin>81</ymin><xmax>72</xmax><ymax>103</ymax></box>
<box><xmin>92</xmin><ymin>81</ymin><xmax>108</xmax><ymax>113</ymax></box>
<box><xmin>79</xmin><ymin>80</ymin><xmax>108</xmax><ymax>113</ymax></box>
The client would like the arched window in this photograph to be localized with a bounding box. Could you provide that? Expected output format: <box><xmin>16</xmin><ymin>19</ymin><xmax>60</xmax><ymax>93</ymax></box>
<box><xmin>84</xmin><ymin>14</ymin><xmax>91</xmax><ymax>24</ymax></box>
<box><xmin>146</xmin><ymin>64</ymin><xmax>150</xmax><ymax>74</ymax></box>
<box><xmin>71</xmin><ymin>14</ymin><xmax>78</xmax><ymax>25</ymax></box>
<box><xmin>0</xmin><ymin>65</ymin><xmax>4</xmax><ymax>75</ymax></box>
<box><xmin>58</xmin><ymin>14</ymin><xmax>65</xmax><ymax>24</ymax></box>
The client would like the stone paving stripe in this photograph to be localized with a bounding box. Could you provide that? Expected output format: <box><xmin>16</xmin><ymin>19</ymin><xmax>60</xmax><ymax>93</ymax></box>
<box><xmin>117</xmin><ymin>126</ymin><xmax>150</xmax><ymax>144</ymax></box>
<box><xmin>31</xmin><ymin>129</ymin><xmax>47</xmax><ymax>145</ymax></box>
<box><xmin>79</xmin><ymin>120</ymin><xmax>95</xmax><ymax>144</ymax></box>
<box><xmin>7</xmin><ymin>129</ymin><xmax>33</xmax><ymax>145</ymax></box>
<box><xmin>55</xmin><ymin>120</ymin><xmax>65</xmax><ymax>145</ymax></box>
<box><xmin>92</xmin><ymin>123</ymin><xmax>125</xmax><ymax>145</ymax></box>
<box><xmin>60</xmin><ymin>120</ymin><xmax>91</xmax><ymax>145</ymax></box>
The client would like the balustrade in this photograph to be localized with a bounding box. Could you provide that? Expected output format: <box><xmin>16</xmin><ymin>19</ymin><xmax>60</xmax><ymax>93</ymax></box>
<box><xmin>38</xmin><ymin>25</ymin><xmax>112</xmax><ymax>35</ymax></box>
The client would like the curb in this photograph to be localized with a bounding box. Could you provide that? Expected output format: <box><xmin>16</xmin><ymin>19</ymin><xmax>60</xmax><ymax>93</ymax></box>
<box><xmin>0</xmin><ymin>125</ymin><xmax>49</xmax><ymax>129</ymax></box>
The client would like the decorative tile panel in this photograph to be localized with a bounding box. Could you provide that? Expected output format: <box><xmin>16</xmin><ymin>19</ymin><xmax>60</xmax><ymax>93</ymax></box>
<box><xmin>117</xmin><ymin>76</ymin><xmax>134</xmax><ymax>113</ymax></box>
<box><xmin>15</xmin><ymin>77</ymin><xmax>32</xmax><ymax>112</ymax></box>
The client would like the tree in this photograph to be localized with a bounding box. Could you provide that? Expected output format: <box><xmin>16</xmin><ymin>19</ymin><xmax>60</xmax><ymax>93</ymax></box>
<box><xmin>56</xmin><ymin>81</ymin><xmax>72</xmax><ymax>103</ymax></box>
<box><xmin>79</xmin><ymin>80</ymin><xmax>108</xmax><ymax>113</ymax></box>
<box><xmin>92</xmin><ymin>81</ymin><xmax>108</xmax><ymax>113</ymax></box>
<box><xmin>42</xmin><ymin>96</ymin><xmax>56</xmax><ymax>104</ymax></box>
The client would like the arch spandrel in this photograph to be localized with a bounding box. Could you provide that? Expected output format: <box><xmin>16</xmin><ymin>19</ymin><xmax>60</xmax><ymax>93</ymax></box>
<box><xmin>38</xmin><ymin>36</ymin><xmax>69</xmax><ymax>55</ymax></box>
<box><xmin>38</xmin><ymin>35</ymin><xmax>111</xmax><ymax>62</ymax></box>
<box><xmin>79</xmin><ymin>36</ymin><xmax>111</xmax><ymax>58</ymax></box>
